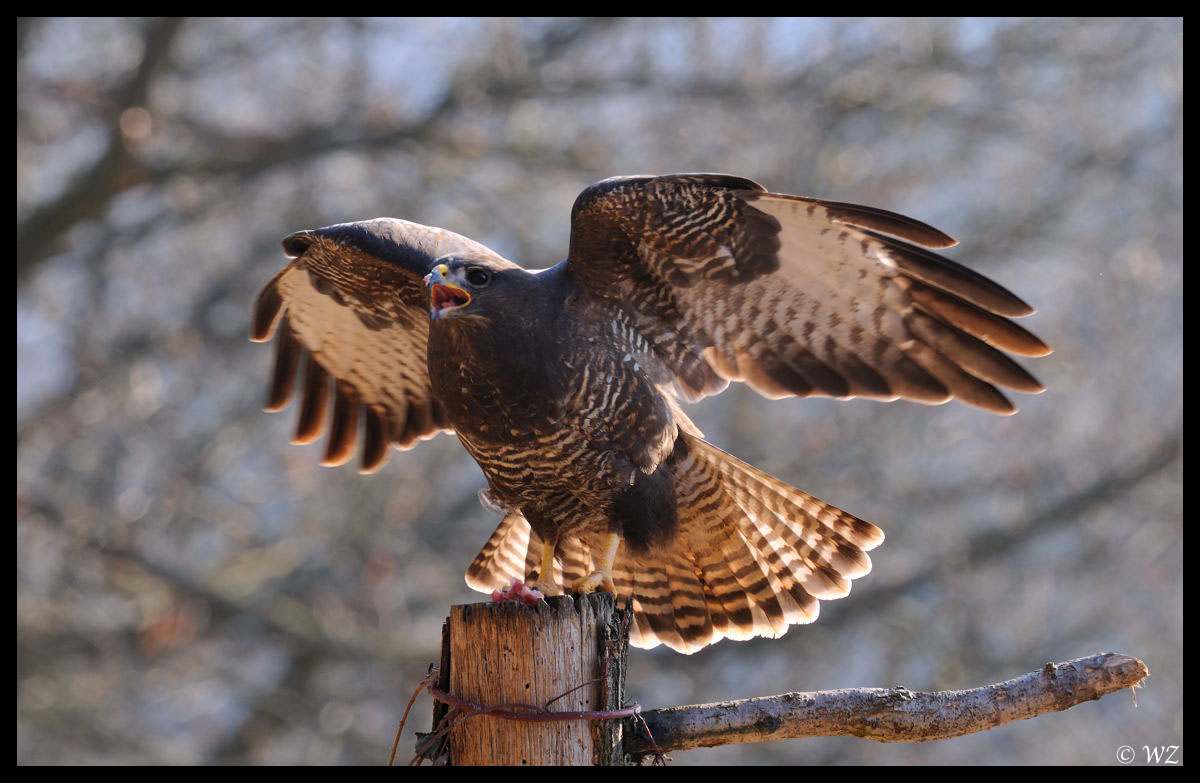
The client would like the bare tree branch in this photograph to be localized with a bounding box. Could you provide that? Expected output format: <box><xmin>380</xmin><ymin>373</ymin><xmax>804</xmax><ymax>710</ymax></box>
<box><xmin>625</xmin><ymin>653</ymin><xmax>1147</xmax><ymax>757</ymax></box>
<box><xmin>824</xmin><ymin>431</ymin><xmax>1182</xmax><ymax>630</ymax></box>
<box><xmin>16</xmin><ymin>17</ymin><xmax>608</xmax><ymax>284</ymax></box>
<box><xmin>17</xmin><ymin>17</ymin><xmax>185</xmax><ymax>281</ymax></box>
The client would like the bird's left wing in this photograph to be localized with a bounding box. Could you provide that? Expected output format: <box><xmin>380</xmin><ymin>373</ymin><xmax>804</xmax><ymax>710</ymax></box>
<box><xmin>251</xmin><ymin>219</ymin><xmax>502</xmax><ymax>472</ymax></box>
<box><xmin>565</xmin><ymin>174</ymin><xmax>1051</xmax><ymax>412</ymax></box>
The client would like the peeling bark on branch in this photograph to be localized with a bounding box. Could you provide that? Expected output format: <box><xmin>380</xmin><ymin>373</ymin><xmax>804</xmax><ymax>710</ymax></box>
<box><xmin>624</xmin><ymin>653</ymin><xmax>1148</xmax><ymax>758</ymax></box>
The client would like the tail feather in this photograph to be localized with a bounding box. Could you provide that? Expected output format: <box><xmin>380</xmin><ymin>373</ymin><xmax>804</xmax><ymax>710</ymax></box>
<box><xmin>557</xmin><ymin>535</ymin><xmax>593</xmax><ymax>588</ymax></box>
<box><xmin>738</xmin><ymin>506</ymin><xmax>823</xmax><ymax>623</ymax></box>
<box><xmin>686</xmin><ymin>540</ymin><xmax>734</xmax><ymax>639</ymax></box>
<box><xmin>465</xmin><ymin>511</ymin><xmax>593</xmax><ymax>592</ymax></box>
<box><xmin>464</xmin><ymin>433</ymin><xmax>882</xmax><ymax>654</ymax></box>
<box><xmin>631</xmin><ymin>559</ymin><xmax>684</xmax><ymax>651</ymax></box>
<box><xmin>464</xmin><ymin>510</ymin><xmax>531</xmax><ymax>591</ymax></box>
<box><xmin>664</xmin><ymin>456</ymin><xmax>762</xmax><ymax>642</ymax></box>
<box><xmin>672</xmin><ymin>446</ymin><xmax>763</xmax><ymax>634</ymax></box>
<box><xmin>663</xmin><ymin>553</ymin><xmax>716</xmax><ymax>649</ymax></box>
<box><xmin>623</xmin><ymin>433</ymin><xmax>882</xmax><ymax>652</ymax></box>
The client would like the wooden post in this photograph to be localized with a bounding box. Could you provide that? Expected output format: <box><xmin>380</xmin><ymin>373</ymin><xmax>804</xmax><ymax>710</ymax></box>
<box><xmin>437</xmin><ymin>593</ymin><xmax>630</xmax><ymax>766</ymax></box>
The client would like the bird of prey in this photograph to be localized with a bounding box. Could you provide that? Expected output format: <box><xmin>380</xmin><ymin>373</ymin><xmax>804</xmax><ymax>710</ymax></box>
<box><xmin>251</xmin><ymin>173</ymin><xmax>1049</xmax><ymax>654</ymax></box>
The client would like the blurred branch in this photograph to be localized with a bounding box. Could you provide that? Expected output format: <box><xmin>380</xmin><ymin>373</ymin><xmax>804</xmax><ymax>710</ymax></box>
<box><xmin>145</xmin><ymin>18</ymin><xmax>612</xmax><ymax>182</ymax></box>
<box><xmin>16</xmin><ymin>17</ymin><xmax>40</xmax><ymax>62</ymax></box>
<box><xmin>22</xmin><ymin>495</ymin><xmax>384</xmax><ymax>664</ymax></box>
<box><xmin>626</xmin><ymin>652</ymin><xmax>1147</xmax><ymax>757</ymax></box>
<box><xmin>17</xmin><ymin>17</ymin><xmax>185</xmax><ymax>282</ymax></box>
<box><xmin>828</xmin><ymin>428</ymin><xmax>1182</xmax><ymax>628</ymax></box>
<box><xmin>16</xmin><ymin>18</ymin><xmax>609</xmax><ymax>286</ymax></box>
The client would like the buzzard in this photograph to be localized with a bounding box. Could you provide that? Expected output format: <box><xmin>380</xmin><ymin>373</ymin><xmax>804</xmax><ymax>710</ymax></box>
<box><xmin>251</xmin><ymin>174</ymin><xmax>1049</xmax><ymax>653</ymax></box>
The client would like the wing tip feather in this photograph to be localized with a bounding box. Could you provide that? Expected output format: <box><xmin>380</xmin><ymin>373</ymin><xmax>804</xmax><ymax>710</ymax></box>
<box><xmin>250</xmin><ymin>276</ymin><xmax>285</xmax><ymax>342</ymax></box>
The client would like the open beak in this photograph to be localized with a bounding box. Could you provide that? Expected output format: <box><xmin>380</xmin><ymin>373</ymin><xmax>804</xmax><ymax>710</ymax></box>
<box><xmin>424</xmin><ymin>264</ymin><xmax>472</xmax><ymax>319</ymax></box>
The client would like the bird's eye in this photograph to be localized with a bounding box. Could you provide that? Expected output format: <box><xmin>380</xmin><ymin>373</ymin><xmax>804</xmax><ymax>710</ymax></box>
<box><xmin>465</xmin><ymin>267</ymin><xmax>491</xmax><ymax>287</ymax></box>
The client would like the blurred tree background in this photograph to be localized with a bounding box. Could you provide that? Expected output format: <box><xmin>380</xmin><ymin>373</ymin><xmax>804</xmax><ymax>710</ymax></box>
<box><xmin>17</xmin><ymin>18</ymin><xmax>1181</xmax><ymax>765</ymax></box>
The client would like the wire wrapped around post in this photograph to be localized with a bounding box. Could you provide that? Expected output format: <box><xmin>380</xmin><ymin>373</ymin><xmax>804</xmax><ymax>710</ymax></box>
<box><xmin>426</xmin><ymin>592</ymin><xmax>639</xmax><ymax>766</ymax></box>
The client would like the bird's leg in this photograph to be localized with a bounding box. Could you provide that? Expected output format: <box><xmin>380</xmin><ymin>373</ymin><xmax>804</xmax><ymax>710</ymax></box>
<box><xmin>533</xmin><ymin>537</ymin><xmax>564</xmax><ymax>596</ymax></box>
<box><xmin>570</xmin><ymin>532</ymin><xmax>619</xmax><ymax>595</ymax></box>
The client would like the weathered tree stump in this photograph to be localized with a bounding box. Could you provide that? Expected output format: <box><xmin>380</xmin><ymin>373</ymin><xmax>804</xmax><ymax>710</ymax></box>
<box><xmin>437</xmin><ymin>593</ymin><xmax>631</xmax><ymax>766</ymax></box>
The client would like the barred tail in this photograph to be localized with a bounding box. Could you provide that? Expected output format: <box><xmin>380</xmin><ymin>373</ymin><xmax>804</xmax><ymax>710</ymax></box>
<box><xmin>465</xmin><ymin>510</ymin><xmax>596</xmax><ymax>593</ymax></box>
<box><xmin>613</xmin><ymin>433</ymin><xmax>883</xmax><ymax>653</ymax></box>
<box><xmin>465</xmin><ymin>433</ymin><xmax>883</xmax><ymax>654</ymax></box>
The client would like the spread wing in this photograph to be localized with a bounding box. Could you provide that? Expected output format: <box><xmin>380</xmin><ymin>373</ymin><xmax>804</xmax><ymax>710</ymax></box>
<box><xmin>250</xmin><ymin>218</ymin><xmax>507</xmax><ymax>473</ymax></box>
<box><xmin>566</xmin><ymin>174</ymin><xmax>1051</xmax><ymax>412</ymax></box>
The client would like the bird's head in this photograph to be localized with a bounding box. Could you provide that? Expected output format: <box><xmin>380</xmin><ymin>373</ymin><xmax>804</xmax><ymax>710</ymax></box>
<box><xmin>423</xmin><ymin>253</ymin><xmax>515</xmax><ymax>322</ymax></box>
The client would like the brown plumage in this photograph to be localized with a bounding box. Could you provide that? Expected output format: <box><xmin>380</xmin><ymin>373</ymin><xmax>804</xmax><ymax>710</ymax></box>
<box><xmin>251</xmin><ymin>174</ymin><xmax>1050</xmax><ymax>653</ymax></box>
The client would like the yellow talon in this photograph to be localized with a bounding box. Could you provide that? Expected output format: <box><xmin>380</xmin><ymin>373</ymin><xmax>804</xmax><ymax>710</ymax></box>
<box><xmin>570</xmin><ymin>572</ymin><xmax>616</xmax><ymax>594</ymax></box>
<box><xmin>534</xmin><ymin>538</ymin><xmax>562</xmax><ymax>596</ymax></box>
<box><xmin>568</xmin><ymin>532</ymin><xmax>620</xmax><ymax>595</ymax></box>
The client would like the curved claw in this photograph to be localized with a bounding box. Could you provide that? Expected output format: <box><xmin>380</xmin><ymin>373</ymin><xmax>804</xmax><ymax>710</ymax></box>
<box><xmin>570</xmin><ymin>571</ymin><xmax>616</xmax><ymax>595</ymax></box>
<box><xmin>534</xmin><ymin>581</ymin><xmax>564</xmax><ymax>597</ymax></box>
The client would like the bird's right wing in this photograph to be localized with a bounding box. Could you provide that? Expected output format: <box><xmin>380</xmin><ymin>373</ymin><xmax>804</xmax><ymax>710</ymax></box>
<box><xmin>251</xmin><ymin>219</ymin><xmax>504</xmax><ymax>473</ymax></box>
